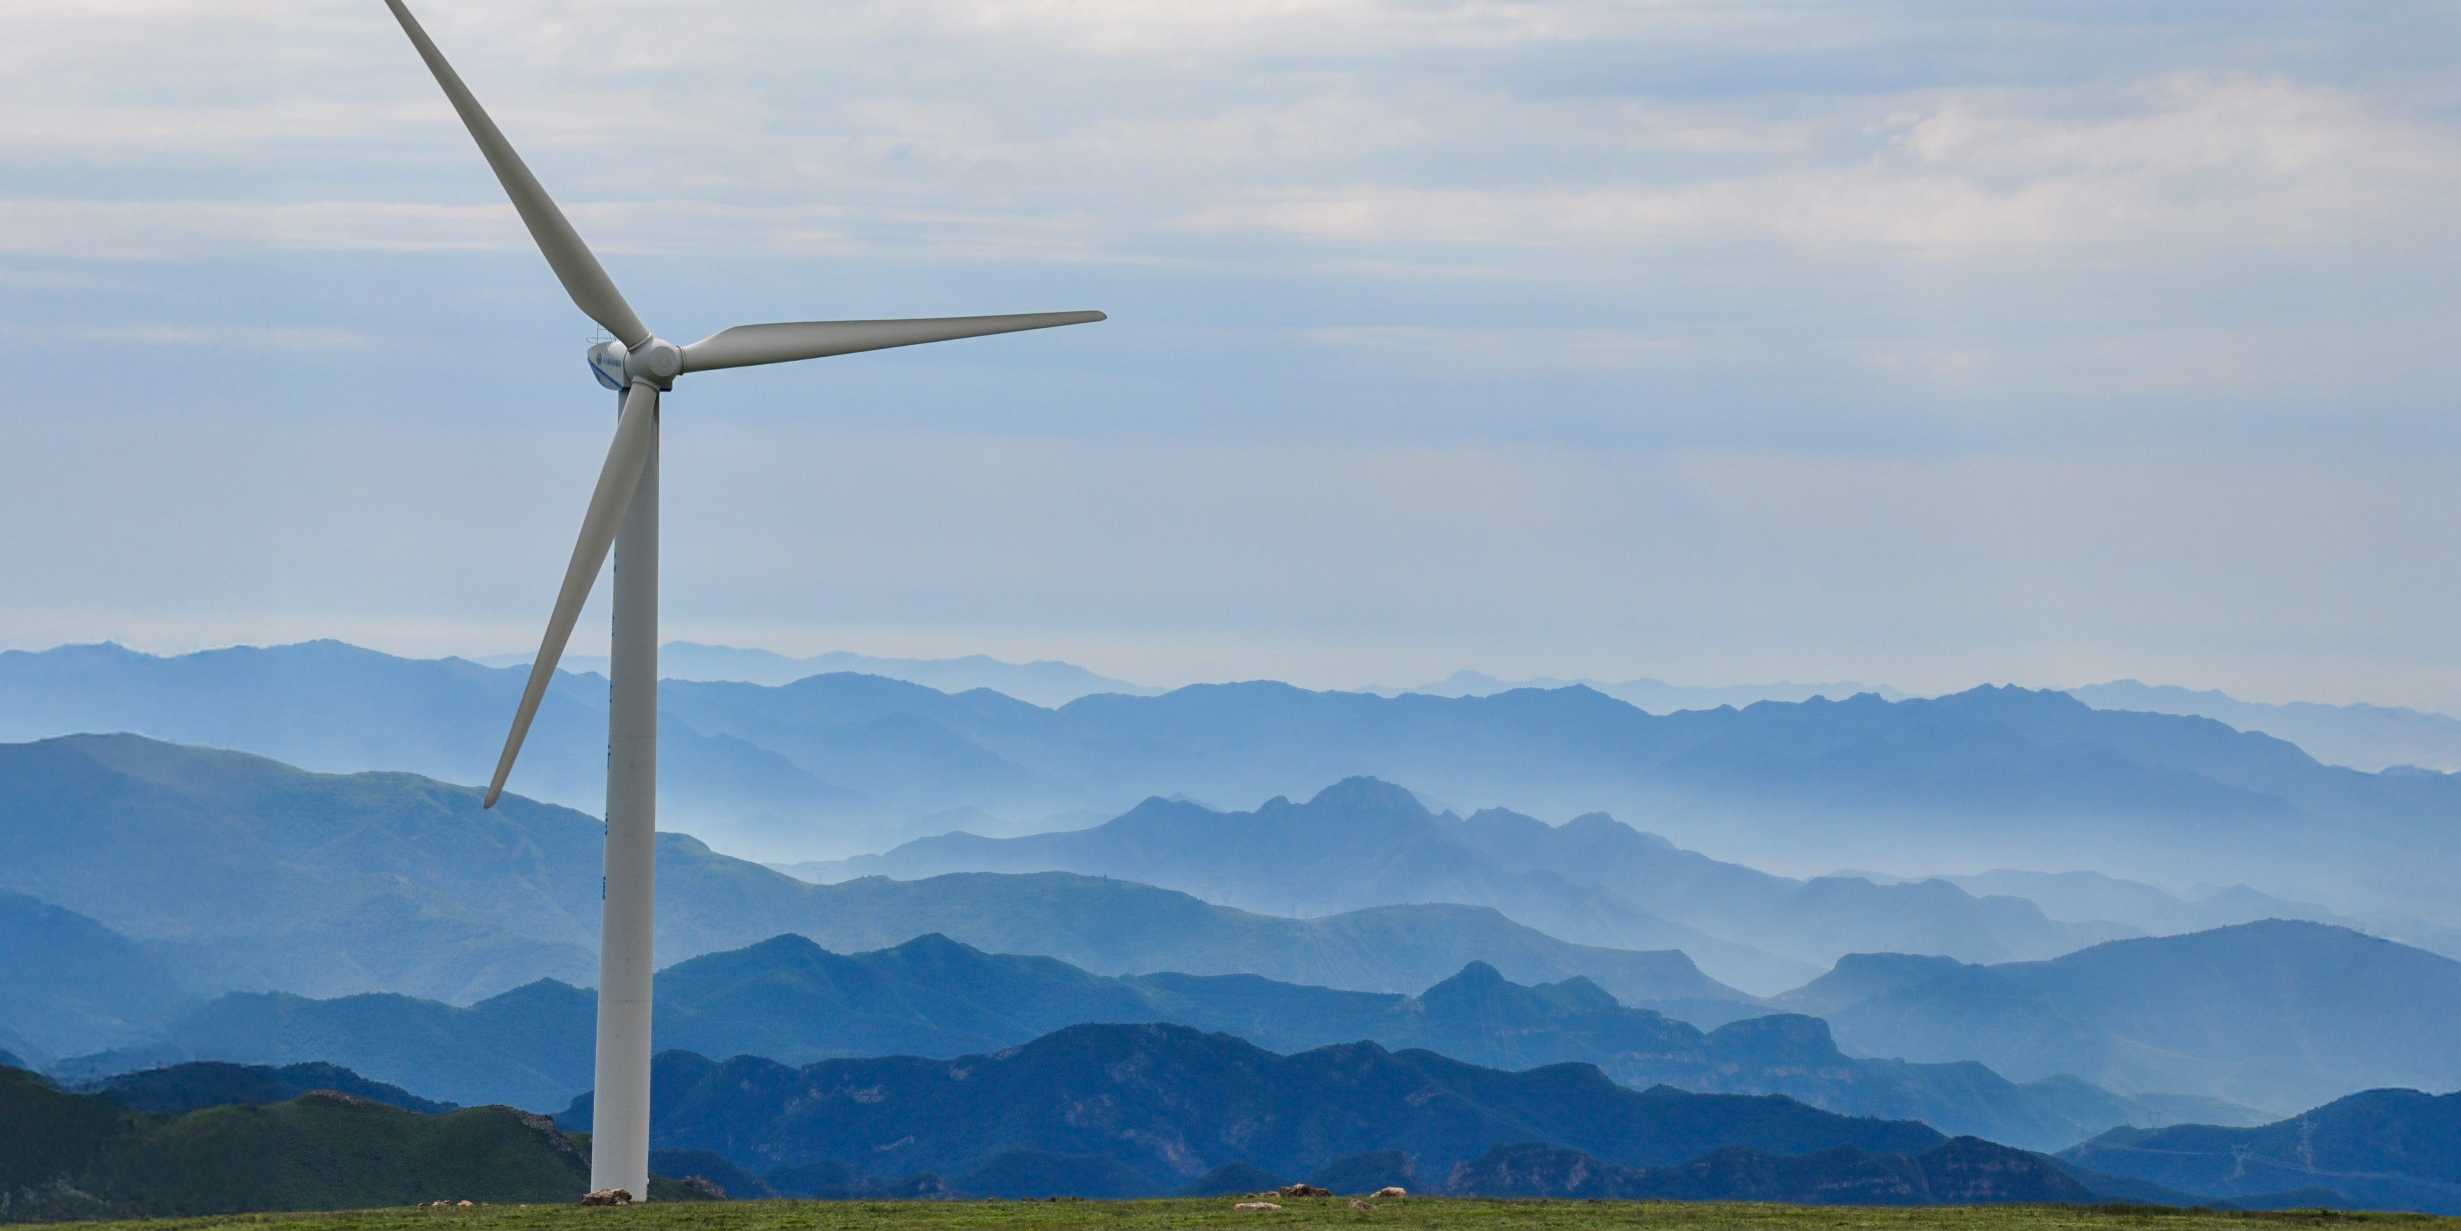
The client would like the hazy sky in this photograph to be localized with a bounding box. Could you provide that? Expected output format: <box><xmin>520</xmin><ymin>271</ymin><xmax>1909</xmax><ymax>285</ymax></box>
<box><xmin>5</xmin><ymin>2</ymin><xmax>2458</xmax><ymax>705</ymax></box>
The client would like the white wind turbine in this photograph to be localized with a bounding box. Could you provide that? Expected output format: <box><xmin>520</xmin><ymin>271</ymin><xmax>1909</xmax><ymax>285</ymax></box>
<box><xmin>378</xmin><ymin>0</ymin><xmax>1104</xmax><ymax>1200</ymax></box>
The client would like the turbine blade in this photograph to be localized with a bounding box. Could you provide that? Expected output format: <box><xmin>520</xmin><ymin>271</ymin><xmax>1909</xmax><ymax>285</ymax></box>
<box><xmin>679</xmin><ymin>311</ymin><xmax>1105</xmax><ymax>373</ymax></box>
<box><xmin>484</xmin><ymin>382</ymin><xmax>660</xmax><ymax>808</ymax></box>
<box><xmin>381</xmin><ymin>0</ymin><xmax>651</xmax><ymax>348</ymax></box>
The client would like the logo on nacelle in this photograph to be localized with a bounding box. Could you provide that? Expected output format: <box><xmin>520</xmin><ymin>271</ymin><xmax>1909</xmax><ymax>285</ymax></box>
<box><xmin>588</xmin><ymin>341</ymin><xmax>630</xmax><ymax>392</ymax></box>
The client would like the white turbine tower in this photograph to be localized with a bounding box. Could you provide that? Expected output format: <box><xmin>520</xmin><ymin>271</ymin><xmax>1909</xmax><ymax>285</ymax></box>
<box><xmin>378</xmin><ymin>0</ymin><xmax>1104</xmax><ymax>1201</ymax></box>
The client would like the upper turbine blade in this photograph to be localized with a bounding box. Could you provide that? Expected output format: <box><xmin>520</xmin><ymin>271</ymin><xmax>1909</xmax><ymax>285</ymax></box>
<box><xmin>381</xmin><ymin>0</ymin><xmax>651</xmax><ymax>349</ymax></box>
<box><xmin>679</xmin><ymin>311</ymin><xmax>1106</xmax><ymax>373</ymax></box>
<box><xmin>484</xmin><ymin>382</ymin><xmax>660</xmax><ymax>808</ymax></box>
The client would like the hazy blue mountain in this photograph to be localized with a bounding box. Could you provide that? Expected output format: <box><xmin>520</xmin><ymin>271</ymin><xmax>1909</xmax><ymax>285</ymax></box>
<box><xmin>12</xmin><ymin>643</ymin><xmax>2461</xmax><ymax>914</ymax></box>
<box><xmin>564</xmin><ymin>1022</ymin><xmax>1947</xmax><ymax>1197</ymax></box>
<box><xmin>0</xmin><ymin>1049</ymin><xmax>23</xmax><ymax>1072</ymax></box>
<box><xmin>1945</xmin><ymin>869</ymin><xmax>2328</xmax><ymax>933</ymax></box>
<box><xmin>487</xmin><ymin>641</ymin><xmax>1153</xmax><ymax>706</ymax></box>
<box><xmin>1780</xmin><ymin>921</ymin><xmax>2461</xmax><ymax>1113</ymax></box>
<box><xmin>1941</xmin><ymin>868</ymin><xmax>2461</xmax><ymax>964</ymax></box>
<box><xmin>808</xmin><ymin>778</ymin><xmax>1813</xmax><ymax>992</ymax></box>
<box><xmin>1936</xmin><ymin>867</ymin><xmax>2461</xmax><ymax>962</ymax></box>
<box><xmin>83</xmin><ymin>1062</ymin><xmax>452</xmax><ymax>1116</ymax></box>
<box><xmin>1386</xmin><ymin>670</ymin><xmax>1908</xmax><ymax>712</ymax></box>
<box><xmin>2073</xmin><ymin>679</ymin><xmax>2461</xmax><ymax>773</ymax></box>
<box><xmin>0</xmin><ymin>641</ymin><xmax>865</xmax><ymax>858</ymax></box>
<box><xmin>2062</xmin><ymin>1089</ymin><xmax>2461</xmax><ymax>1213</ymax></box>
<box><xmin>0</xmin><ymin>893</ymin><xmax>197</xmax><ymax>1063</ymax></box>
<box><xmin>0</xmin><ymin>733</ymin><xmax>618</xmax><ymax>1003</ymax></box>
<box><xmin>71</xmin><ymin>932</ymin><xmax>2207</xmax><ymax>1149</ymax></box>
<box><xmin>1448</xmin><ymin>1137</ymin><xmax>2099</xmax><ymax>1204</ymax></box>
<box><xmin>809</xmin><ymin>778</ymin><xmax>2138</xmax><ymax>991</ymax></box>
<box><xmin>0</xmin><ymin>734</ymin><xmax>1751</xmax><ymax>1024</ymax></box>
<box><xmin>1779</xmin><ymin>953</ymin><xmax>1977</xmax><ymax>1019</ymax></box>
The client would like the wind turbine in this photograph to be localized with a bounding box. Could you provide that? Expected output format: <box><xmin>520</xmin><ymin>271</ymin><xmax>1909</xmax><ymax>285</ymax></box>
<box><xmin>378</xmin><ymin>0</ymin><xmax>1103</xmax><ymax>1200</ymax></box>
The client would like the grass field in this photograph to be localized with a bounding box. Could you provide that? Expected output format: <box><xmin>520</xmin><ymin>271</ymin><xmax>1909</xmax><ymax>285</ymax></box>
<box><xmin>40</xmin><ymin>1202</ymin><xmax>2461</xmax><ymax>1231</ymax></box>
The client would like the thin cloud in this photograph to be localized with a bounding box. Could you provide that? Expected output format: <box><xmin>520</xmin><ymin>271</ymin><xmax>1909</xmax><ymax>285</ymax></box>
<box><xmin>32</xmin><ymin>323</ymin><xmax>374</xmax><ymax>351</ymax></box>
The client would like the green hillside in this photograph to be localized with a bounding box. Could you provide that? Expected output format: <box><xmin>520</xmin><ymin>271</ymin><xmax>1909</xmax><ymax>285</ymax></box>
<box><xmin>84</xmin><ymin>1063</ymin><xmax>451</xmax><ymax>1117</ymax></box>
<box><xmin>0</xmin><ymin>1068</ymin><xmax>703</xmax><ymax>1222</ymax></box>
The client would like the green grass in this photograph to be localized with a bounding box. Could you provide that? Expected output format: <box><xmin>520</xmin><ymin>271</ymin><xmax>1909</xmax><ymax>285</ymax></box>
<box><xmin>34</xmin><ymin>1200</ymin><xmax>2461</xmax><ymax>1231</ymax></box>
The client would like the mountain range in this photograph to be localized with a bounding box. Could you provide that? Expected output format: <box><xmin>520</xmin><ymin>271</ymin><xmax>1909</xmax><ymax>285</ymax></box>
<box><xmin>0</xmin><ymin>733</ymin><xmax>1753</xmax><ymax>1016</ymax></box>
<box><xmin>1927</xmin><ymin>869</ymin><xmax>2461</xmax><ymax>966</ymax></box>
<box><xmin>1779</xmin><ymin>920</ymin><xmax>2461</xmax><ymax>1113</ymax></box>
<box><xmin>8</xmin><ymin>643</ymin><xmax>2458</xmax><ymax>928</ymax></box>
<box><xmin>23</xmin><ymin>1051</ymin><xmax>2448</xmax><ymax>1211</ymax></box>
<box><xmin>165</xmin><ymin>638</ymin><xmax>2461</xmax><ymax>780</ymax></box>
<box><xmin>562</xmin><ymin>1021</ymin><xmax>1965</xmax><ymax>1197</ymax></box>
<box><xmin>1395</xmin><ymin>670</ymin><xmax>2461</xmax><ymax>777</ymax></box>
<box><xmin>55</xmin><ymin>931</ymin><xmax>2248</xmax><ymax>1151</ymax></box>
<box><xmin>480</xmin><ymin>642</ymin><xmax>1152</xmax><ymax>707</ymax></box>
<box><xmin>1377</xmin><ymin>670</ymin><xmax>1908</xmax><ymax>711</ymax></box>
<box><xmin>801</xmin><ymin>777</ymin><xmax>2137</xmax><ymax>990</ymax></box>
<box><xmin>0</xmin><ymin>1047</ymin><xmax>2187</xmax><ymax>1209</ymax></box>
<box><xmin>2062</xmin><ymin>1088</ymin><xmax>2461</xmax><ymax>1213</ymax></box>
<box><xmin>2072</xmin><ymin>679</ymin><xmax>2461</xmax><ymax>773</ymax></box>
<box><xmin>1941</xmin><ymin>869</ymin><xmax>2338</xmax><ymax>935</ymax></box>
<box><xmin>9</xmin><ymin>734</ymin><xmax>2457</xmax><ymax>1120</ymax></box>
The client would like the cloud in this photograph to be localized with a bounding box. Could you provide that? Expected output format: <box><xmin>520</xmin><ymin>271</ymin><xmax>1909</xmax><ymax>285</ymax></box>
<box><xmin>43</xmin><ymin>323</ymin><xmax>375</xmax><ymax>351</ymax></box>
<box><xmin>1176</xmin><ymin>75</ymin><xmax>2461</xmax><ymax>257</ymax></box>
<box><xmin>1302</xmin><ymin>325</ymin><xmax>1707</xmax><ymax>372</ymax></box>
<box><xmin>6</xmin><ymin>0</ymin><xmax>2460</xmax><ymax>700</ymax></box>
<box><xmin>10</xmin><ymin>7</ymin><xmax>2451</xmax><ymax>272</ymax></box>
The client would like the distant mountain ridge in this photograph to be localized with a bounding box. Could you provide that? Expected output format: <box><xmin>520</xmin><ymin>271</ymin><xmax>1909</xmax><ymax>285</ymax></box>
<box><xmin>1939</xmin><ymin>868</ymin><xmax>2460</xmax><ymax>965</ymax></box>
<box><xmin>57</xmin><ymin>932</ymin><xmax>2228</xmax><ymax>1150</ymax></box>
<box><xmin>0</xmin><ymin>734</ymin><xmax>1752</xmax><ymax>1018</ymax></box>
<box><xmin>2072</xmin><ymin>679</ymin><xmax>2461</xmax><ymax>773</ymax></box>
<box><xmin>1382</xmin><ymin>670</ymin><xmax>1909</xmax><ymax>711</ymax></box>
<box><xmin>481</xmin><ymin>641</ymin><xmax>1153</xmax><ymax>707</ymax></box>
<box><xmin>10</xmin><ymin>641</ymin><xmax>2460</xmax><ymax>919</ymax></box>
<box><xmin>805</xmin><ymin>777</ymin><xmax>2131</xmax><ymax>990</ymax></box>
<box><xmin>1778</xmin><ymin>920</ymin><xmax>2461</xmax><ymax>1113</ymax></box>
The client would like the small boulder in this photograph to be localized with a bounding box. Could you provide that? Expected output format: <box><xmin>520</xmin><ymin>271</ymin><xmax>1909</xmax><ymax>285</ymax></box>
<box><xmin>1349</xmin><ymin>1198</ymin><xmax>1373</xmax><ymax>1211</ymax></box>
<box><xmin>579</xmin><ymin>1188</ymin><xmax>635</xmax><ymax>1207</ymax></box>
<box><xmin>1235</xmin><ymin>1201</ymin><xmax>1283</xmax><ymax>1212</ymax></box>
<box><xmin>1373</xmin><ymin>1186</ymin><xmax>1408</xmax><ymax>1199</ymax></box>
<box><xmin>1278</xmin><ymin>1183</ymin><xmax>1331</xmax><ymax>1198</ymax></box>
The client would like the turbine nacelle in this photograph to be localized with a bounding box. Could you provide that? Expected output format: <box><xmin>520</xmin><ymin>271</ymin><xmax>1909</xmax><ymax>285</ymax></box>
<box><xmin>588</xmin><ymin>338</ymin><xmax>682</xmax><ymax>392</ymax></box>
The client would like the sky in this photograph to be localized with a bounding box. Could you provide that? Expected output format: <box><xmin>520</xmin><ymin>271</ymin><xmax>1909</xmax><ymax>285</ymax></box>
<box><xmin>4</xmin><ymin>1</ymin><xmax>2459</xmax><ymax>706</ymax></box>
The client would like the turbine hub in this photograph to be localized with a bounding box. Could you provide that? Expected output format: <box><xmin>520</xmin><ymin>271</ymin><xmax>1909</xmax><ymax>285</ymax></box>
<box><xmin>587</xmin><ymin>337</ymin><xmax>683</xmax><ymax>392</ymax></box>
